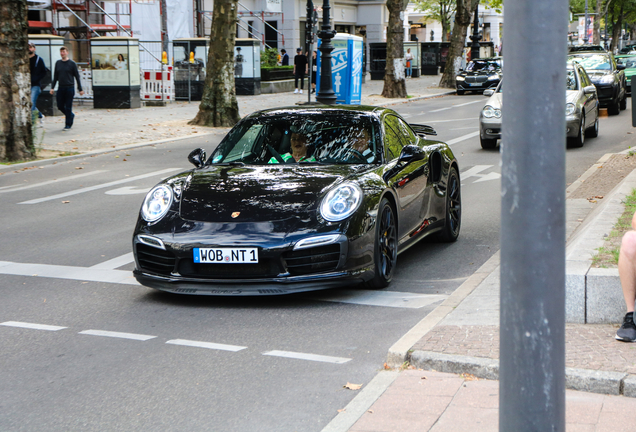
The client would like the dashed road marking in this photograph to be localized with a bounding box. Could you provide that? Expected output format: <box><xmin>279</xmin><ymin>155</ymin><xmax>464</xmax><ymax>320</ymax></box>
<box><xmin>0</xmin><ymin>170</ymin><xmax>108</xmax><ymax>194</ymax></box>
<box><xmin>79</xmin><ymin>329</ymin><xmax>157</xmax><ymax>341</ymax></box>
<box><xmin>446</xmin><ymin>131</ymin><xmax>479</xmax><ymax>145</ymax></box>
<box><xmin>263</xmin><ymin>350</ymin><xmax>351</xmax><ymax>364</ymax></box>
<box><xmin>166</xmin><ymin>339</ymin><xmax>247</xmax><ymax>352</ymax></box>
<box><xmin>0</xmin><ymin>321</ymin><xmax>67</xmax><ymax>331</ymax></box>
<box><xmin>18</xmin><ymin>168</ymin><xmax>180</xmax><ymax>204</ymax></box>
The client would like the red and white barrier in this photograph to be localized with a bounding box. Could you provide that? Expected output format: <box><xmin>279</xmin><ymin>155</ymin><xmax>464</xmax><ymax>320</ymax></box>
<box><xmin>141</xmin><ymin>66</ymin><xmax>174</xmax><ymax>102</ymax></box>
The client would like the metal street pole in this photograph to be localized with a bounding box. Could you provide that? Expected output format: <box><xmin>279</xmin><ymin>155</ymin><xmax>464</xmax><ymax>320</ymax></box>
<box><xmin>470</xmin><ymin>6</ymin><xmax>481</xmax><ymax>60</ymax></box>
<box><xmin>584</xmin><ymin>0</ymin><xmax>589</xmax><ymax>43</ymax></box>
<box><xmin>499</xmin><ymin>0</ymin><xmax>567</xmax><ymax>430</ymax></box>
<box><xmin>316</xmin><ymin>0</ymin><xmax>337</xmax><ymax>104</ymax></box>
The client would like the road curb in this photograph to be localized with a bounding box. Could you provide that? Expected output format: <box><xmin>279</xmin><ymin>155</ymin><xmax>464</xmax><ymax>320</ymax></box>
<box><xmin>409</xmin><ymin>350</ymin><xmax>633</xmax><ymax>397</ymax></box>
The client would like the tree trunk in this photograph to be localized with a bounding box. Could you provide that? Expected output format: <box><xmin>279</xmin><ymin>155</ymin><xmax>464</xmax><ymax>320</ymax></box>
<box><xmin>0</xmin><ymin>0</ymin><xmax>34</xmax><ymax>162</ymax></box>
<box><xmin>593</xmin><ymin>0</ymin><xmax>602</xmax><ymax>44</ymax></box>
<box><xmin>381</xmin><ymin>0</ymin><xmax>408</xmax><ymax>98</ymax></box>
<box><xmin>189</xmin><ymin>0</ymin><xmax>240</xmax><ymax>127</ymax></box>
<box><xmin>439</xmin><ymin>0</ymin><xmax>479</xmax><ymax>89</ymax></box>
<box><xmin>610</xmin><ymin>6</ymin><xmax>623</xmax><ymax>52</ymax></box>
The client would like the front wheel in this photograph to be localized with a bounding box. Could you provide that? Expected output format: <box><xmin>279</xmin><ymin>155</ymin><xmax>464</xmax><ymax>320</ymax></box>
<box><xmin>621</xmin><ymin>96</ymin><xmax>627</xmax><ymax>110</ymax></box>
<box><xmin>457</xmin><ymin>90</ymin><xmax>465</xmax><ymax>95</ymax></box>
<box><xmin>366</xmin><ymin>198</ymin><xmax>398</xmax><ymax>289</ymax></box>
<box><xmin>480</xmin><ymin>136</ymin><xmax>497</xmax><ymax>149</ymax></box>
<box><xmin>435</xmin><ymin>167</ymin><xmax>461</xmax><ymax>242</ymax></box>
<box><xmin>586</xmin><ymin>110</ymin><xmax>599</xmax><ymax>138</ymax></box>
<box><xmin>568</xmin><ymin>114</ymin><xmax>585</xmax><ymax>148</ymax></box>
<box><xmin>609</xmin><ymin>98</ymin><xmax>621</xmax><ymax>115</ymax></box>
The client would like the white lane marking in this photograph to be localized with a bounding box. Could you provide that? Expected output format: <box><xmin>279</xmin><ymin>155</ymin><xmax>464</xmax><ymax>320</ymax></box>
<box><xmin>429</xmin><ymin>107</ymin><xmax>452</xmax><ymax>112</ymax></box>
<box><xmin>90</xmin><ymin>253</ymin><xmax>135</xmax><ymax>270</ymax></box>
<box><xmin>79</xmin><ymin>329</ymin><xmax>156</xmax><ymax>341</ymax></box>
<box><xmin>0</xmin><ymin>261</ymin><xmax>139</xmax><ymax>285</ymax></box>
<box><xmin>309</xmin><ymin>290</ymin><xmax>447</xmax><ymax>309</ymax></box>
<box><xmin>18</xmin><ymin>168</ymin><xmax>180</xmax><ymax>204</ymax></box>
<box><xmin>446</xmin><ymin>131</ymin><xmax>479</xmax><ymax>145</ymax></box>
<box><xmin>0</xmin><ymin>321</ymin><xmax>67</xmax><ymax>331</ymax></box>
<box><xmin>263</xmin><ymin>350</ymin><xmax>351</xmax><ymax>364</ymax></box>
<box><xmin>473</xmin><ymin>172</ymin><xmax>501</xmax><ymax>183</ymax></box>
<box><xmin>454</xmin><ymin>100</ymin><xmax>485</xmax><ymax>107</ymax></box>
<box><xmin>166</xmin><ymin>339</ymin><xmax>247</xmax><ymax>352</ymax></box>
<box><xmin>0</xmin><ymin>170</ymin><xmax>107</xmax><ymax>194</ymax></box>
<box><xmin>105</xmin><ymin>186</ymin><xmax>151</xmax><ymax>195</ymax></box>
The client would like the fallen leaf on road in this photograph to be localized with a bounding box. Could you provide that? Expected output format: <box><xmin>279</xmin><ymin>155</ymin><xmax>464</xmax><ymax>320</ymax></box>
<box><xmin>62</xmin><ymin>201</ymin><xmax>70</xmax><ymax>204</ymax></box>
<box><xmin>75</xmin><ymin>167</ymin><xmax>83</xmax><ymax>170</ymax></box>
<box><xmin>594</xmin><ymin>195</ymin><xmax>604</xmax><ymax>199</ymax></box>
<box><xmin>337</xmin><ymin>409</ymin><xmax>346</xmax><ymax>413</ymax></box>
<box><xmin>367</xmin><ymin>410</ymin><xmax>374</xmax><ymax>414</ymax></box>
<box><xmin>383</xmin><ymin>362</ymin><xmax>391</xmax><ymax>370</ymax></box>
<box><xmin>460</xmin><ymin>373</ymin><xmax>478</xmax><ymax>381</ymax></box>
<box><xmin>343</xmin><ymin>382</ymin><xmax>362</xmax><ymax>390</ymax></box>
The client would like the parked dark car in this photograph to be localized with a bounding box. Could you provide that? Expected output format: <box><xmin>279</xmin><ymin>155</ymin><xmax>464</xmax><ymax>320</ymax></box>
<box><xmin>132</xmin><ymin>106</ymin><xmax>461</xmax><ymax>296</ymax></box>
<box><xmin>620</xmin><ymin>44</ymin><xmax>636</xmax><ymax>54</ymax></box>
<box><xmin>568</xmin><ymin>52</ymin><xmax>626</xmax><ymax>115</ymax></box>
<box><xmin>455</xmin><ymin>57</ymin><xmax>502</xmax><ymax>95</ymax></box>
<box><xmin>568</xmin><ymin>44</ymin><xmax>606</xmax><ymax>53</ymax></box>
<box><xmin>616</xmin><ymin>54</ymin><xmax>636</xmax><ymax>95</ymax></box>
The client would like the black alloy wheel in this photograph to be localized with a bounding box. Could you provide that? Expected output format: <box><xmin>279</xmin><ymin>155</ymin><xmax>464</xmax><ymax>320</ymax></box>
<box><xmin>609</xmin><ymin>97</ymin><xmax>621</xmax><ymax>115</ymax></box>
<box><xmin>366</xmin><ymin>198</ymin><xmax>397</xmax><ymax>289</ymax></box>
<box><xmin>436</xmin><ymin>167</ymin><xmax>461</xmax><ymax>242</ymax></box>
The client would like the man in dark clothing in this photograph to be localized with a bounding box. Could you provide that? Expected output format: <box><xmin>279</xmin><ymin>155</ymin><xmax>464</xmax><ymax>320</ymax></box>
<box><xmin>28</xmin><ymin>42</ymin><xmax>47</xmax><ymax>122</ymax></box>
<box><xmin>50</xmin><ymin>46</ymin><xmax>84</xmax><ymax>131</ymax></box>
<box><xmin>293</xmin><ymin>48</ymin><xmax>308</xmax><ymax>94</ymax></box>
<box><xmin>281</xmin><ymin>49</ymin><xmax>289</xmax><ymax>66</ymax></box>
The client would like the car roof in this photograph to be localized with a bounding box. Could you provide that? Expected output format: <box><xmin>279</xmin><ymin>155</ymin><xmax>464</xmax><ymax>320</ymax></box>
<box><xmin>244</xmin><ymin>105</ymin><xmax>391</xmax><ymax>120</ymax></box>
<box><xmin>569</xmin><ymin>44</ymin><xmax>606</xmax><ymax>53</ymax></box>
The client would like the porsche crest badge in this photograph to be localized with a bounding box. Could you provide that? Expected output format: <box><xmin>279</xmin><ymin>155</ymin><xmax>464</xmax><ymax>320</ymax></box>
<box><xmin>231</xmin><ymin>212</ymin><xmax>240</xmax><ymax>218</ymax></box>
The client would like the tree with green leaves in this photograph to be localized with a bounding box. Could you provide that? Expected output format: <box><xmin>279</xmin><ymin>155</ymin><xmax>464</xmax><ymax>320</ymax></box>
<box><xmin>415</xmin><ymin>0</ymin><xmax>456</xmax><ymax>42</ymax></box>
<box><xmin>189</xmin><ymin>0</ymin><xmax>240</xmax><ymax>127</ymax></box>
<box><xmin>0</xmin><ymin>0</ymin><xmax>33</xmax><ymax>162</ymax></box>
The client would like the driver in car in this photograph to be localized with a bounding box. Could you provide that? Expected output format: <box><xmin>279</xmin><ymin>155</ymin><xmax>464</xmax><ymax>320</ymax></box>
<box><xmin>268</xmin><ymin>130</ymin><xmax>316</xmax><ymax>163</ymax></box>
<box><xmin>349</xmin><ymin>128</ymin><xmax>375</xmax><ymax>163</ymax></box>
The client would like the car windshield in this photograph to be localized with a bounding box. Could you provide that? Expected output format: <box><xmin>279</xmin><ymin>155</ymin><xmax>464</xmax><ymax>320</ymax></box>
<box><xmin>566</xmin><ymin>69</ymin><xmax>579</xmax><ymax>90</ymax></box>
<box><xmin>617</xmin><ymin>56</ymin><xmax>636</xmax><ymax>68</ymax></box>
<box><xmin>465</xmin><ymin>60</ymin><xmax>501</xmax><ymax>72</ymax></box>
<box><xmin>208</xmin><ymin>112</ymin><xmax>381</xmax><ymax>165</ymax></box>
<box><xmin>568</xmin><ymin>54</ymin><xmax>611</xmax><ymax>70</ymax></box>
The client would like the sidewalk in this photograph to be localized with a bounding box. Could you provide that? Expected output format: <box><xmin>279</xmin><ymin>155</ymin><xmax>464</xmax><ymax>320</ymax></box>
<box><xmin>322</xmin><ymin>151</ymin><xmax>636</xmax><ymax>431</ymax></box>
<box><xmin>35</xmin><ymin>75</ymin><xmax>452</xmax><ymax>155</ymax></box>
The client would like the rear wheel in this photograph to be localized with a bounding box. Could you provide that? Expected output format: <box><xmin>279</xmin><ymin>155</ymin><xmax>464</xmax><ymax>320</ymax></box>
<box><xmin>366</xmin><ymin>198</ymin><xmax>397</xmax><ymax>289</ymax></box>
<box><xmin>435</xmin><ymin>167</ymin><xmax>461</xmax><ymax>242</ymax></box>
<box><xmin>457</xmin><ymin>90</ymin><xmax>465</xmax><ymax>95</ymax></box>
<box><xmin>609</xmin><ymin>97</ymin><xmax>621</xmax><ymax>115</ymax></box>
<box><xmin>480</xmin><ymin>136</ymin><xmax>497</xmax><ymax>149</ymax></box>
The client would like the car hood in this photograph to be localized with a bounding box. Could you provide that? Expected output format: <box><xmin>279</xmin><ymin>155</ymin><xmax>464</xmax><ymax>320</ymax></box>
<box><xmin>484</xmin><ymin>93</ymin><xmax>502</xmax><ymax>109</ymax></box>
<box><xmin>586</xmin><ymin>70</ymin><xmax>612</xmax><ymax>82</ymax></box>
<box><xmin>566</xmin><ymin>90</ymin><xmax>582</xmax><ymax>104</ymax></box>
<box><xmin>178</xmin><ymin>164</ymin><xmax>361</xmax><ymax>223</ymax></box>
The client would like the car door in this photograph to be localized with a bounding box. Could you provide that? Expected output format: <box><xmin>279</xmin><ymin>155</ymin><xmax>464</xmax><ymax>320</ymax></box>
<box><xmin>382</xmin><ymin>114</ymin><xmax>429</xmax><ymax>240</ymax></box>
<box><xmin>578</xmin><ymin>66</ymin><xmax>597</xmax><ymax>128</ymax></box>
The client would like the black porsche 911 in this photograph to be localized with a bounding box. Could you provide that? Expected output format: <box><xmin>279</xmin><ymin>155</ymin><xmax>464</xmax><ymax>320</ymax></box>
<box><xmin>132</xmin><ymin>106</ymin><xmax>461</xmax><ymax>296</ymax></box>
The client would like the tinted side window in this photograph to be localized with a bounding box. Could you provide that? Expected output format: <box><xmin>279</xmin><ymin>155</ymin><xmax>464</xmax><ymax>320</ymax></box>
<box><xmin>383</xmin><ymin>116</ymin><xmax>405</xmax><ymax>161</ymax></box>
<box><xmin>396</xmin><ymin>118</ymin><xmax>417</xmax><ymax>145</ymax></box>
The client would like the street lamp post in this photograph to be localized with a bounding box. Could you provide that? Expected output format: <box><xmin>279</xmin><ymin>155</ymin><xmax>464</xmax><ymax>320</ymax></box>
<box><xmin>470</xmin><ymin>6</ymin><xmax>481</xmax><ymax>60</ymax></box>
<box><xmin>316</xmin><ymin>0</ymin><xmax>337</xmax><ymax>104</ymax></box>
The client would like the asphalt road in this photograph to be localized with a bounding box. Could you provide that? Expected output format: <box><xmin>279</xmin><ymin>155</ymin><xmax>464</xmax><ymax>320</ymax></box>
<box><xmin>0</xmin><ymin>93</ymin><xmax>633</xmax><ymax>431</ymax></box>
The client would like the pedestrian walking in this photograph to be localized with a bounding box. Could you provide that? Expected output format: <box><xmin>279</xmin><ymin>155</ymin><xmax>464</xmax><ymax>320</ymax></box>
<box><xmin>293</xmin><ymin>48</ymin><xmax>308</xmax><ymax>94</ymax></box>
<box><xmin>49</xmin><ymin>46</ymin><xmax>84</xmax><ymax>131</ymax></box>
<box><xmin>405</xmin><ymin>48</ymin><xmax>413</xmax><ymax>78</ymax></box>
<box><xmin>281</xmin><ymin>49</ymin><xmax>289</xmax><ymax>66</ymax></box>
<box><xmin>616</xmin><ymin>210</ymin><xmax>636</xmax><ymax>342</ymax></box>
<box><xmin>28</xmin><ymin>42</ymin><xmax>48</xmax><ymax>123</ymax></box>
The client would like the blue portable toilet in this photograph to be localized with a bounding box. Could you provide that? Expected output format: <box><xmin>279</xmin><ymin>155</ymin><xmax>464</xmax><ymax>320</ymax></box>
<box><xmin>316</xmin><ymin>33</ymin><xmax>363</xmax><ymax>104</ymax></box>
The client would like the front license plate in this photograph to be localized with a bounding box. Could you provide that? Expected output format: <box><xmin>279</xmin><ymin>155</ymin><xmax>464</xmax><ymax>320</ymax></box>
<box><xmin>193</xmin><ymin>247</ymin><xmax>258</xmax><ymax>264</ymax></box>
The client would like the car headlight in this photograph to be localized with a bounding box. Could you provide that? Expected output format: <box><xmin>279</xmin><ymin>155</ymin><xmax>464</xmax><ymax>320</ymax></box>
<box><xmin>565</xmin><ymin>103</ymin><xmax>577</xmax><ymax>116</ymax></box>
<box><xmin>482</xmin><ymin>105</ymin><xmax>501</xmax><ymax>119</ymax></box>
<box><xmin>456</xmin><ymin>75</ymin><xmax>465</xmax><ymax>81</ymax></box>
<box><xmin>320</xmin><ymin>182</ymin><xmax>363</xmax><ymax>222</ymax></box>
<box><xmin>141</xmin><ymin>185</ymin><xmax>174</xmax><ymax>222</ymax></box>
<box><xmin>487</xmin><ymin>74</ymin><xmax>500</xmax><ymax>80</ymax></box>
<box><xmin>600</xmin><ymin>75</ymin><xmax>615</xmax><ymax>84</ymax></box>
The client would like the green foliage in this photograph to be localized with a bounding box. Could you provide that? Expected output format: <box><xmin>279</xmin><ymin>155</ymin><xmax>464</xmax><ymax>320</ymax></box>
<box><xmin>260</xmin><ymin>47</ymin><xmax>281</xmax><ymax>67</ymax></box>
<box><xmin>260</xmin><ymin>65</ymin><xmax>293</xmax><ymax>71</ymax></box>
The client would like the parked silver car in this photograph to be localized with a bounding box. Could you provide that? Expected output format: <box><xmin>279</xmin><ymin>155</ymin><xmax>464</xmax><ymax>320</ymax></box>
<box><xmin>478</xmin><ymin>63</ymin><xmax>599</xmax><ymax>149</ymax></box>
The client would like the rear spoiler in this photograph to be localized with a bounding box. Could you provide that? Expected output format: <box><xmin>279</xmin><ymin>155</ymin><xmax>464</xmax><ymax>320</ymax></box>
<box><xmin>410</xmin><ymin>123</ymin><xmax>437</xmax><ymax>137</ymax></box>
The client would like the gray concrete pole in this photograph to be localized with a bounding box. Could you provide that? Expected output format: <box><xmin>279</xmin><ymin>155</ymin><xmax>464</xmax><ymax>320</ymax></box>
<box><xmin>499</xmin><ymin>0</ymin><xmax>568</xmax><ymax>430</ymax></box>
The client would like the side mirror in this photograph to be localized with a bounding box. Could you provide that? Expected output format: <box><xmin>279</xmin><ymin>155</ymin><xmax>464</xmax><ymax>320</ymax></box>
<box><xmin>617</xmin><ymin>63</ymin><xmax>627</xmax><ymax>70</ymax></box>
<box><xmin>483</xmin><ymin>89</ymin><xmax>495</xmax><ymax>97</ymax></box>
<box><xmin>398</xmin><ymin>145</ymin><xmax>425</xmax><ymax>165</ymax></box>
<box><xmin>188</xmin><ymin>148</ymin><xmax>206</xmax><ymax>168</ymax></box>
<box><xmin>583</xmin><ymin>85</ymin><xmax>597</xmax><ymax>95</ymax></box>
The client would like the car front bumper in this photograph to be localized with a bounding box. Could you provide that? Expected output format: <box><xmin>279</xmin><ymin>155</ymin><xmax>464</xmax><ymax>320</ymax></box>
<box><xmin>457</xmin><ymin>80</ymin><xmax>499</xmax><ymax>92</ymax></box>
<box><xmin>479</xmin><ymin>118</ymin><xmax>501</xmax><ymax>140</ymax></box>
<box><xmin>592</xmin><ymin>83</ymin><xmax>620</xmax><ymax>106</ymax></box>
<box><xmin>566</xmin><ymin>114</ymin><xmax>582</xmax><ymax>137</ymax></box>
